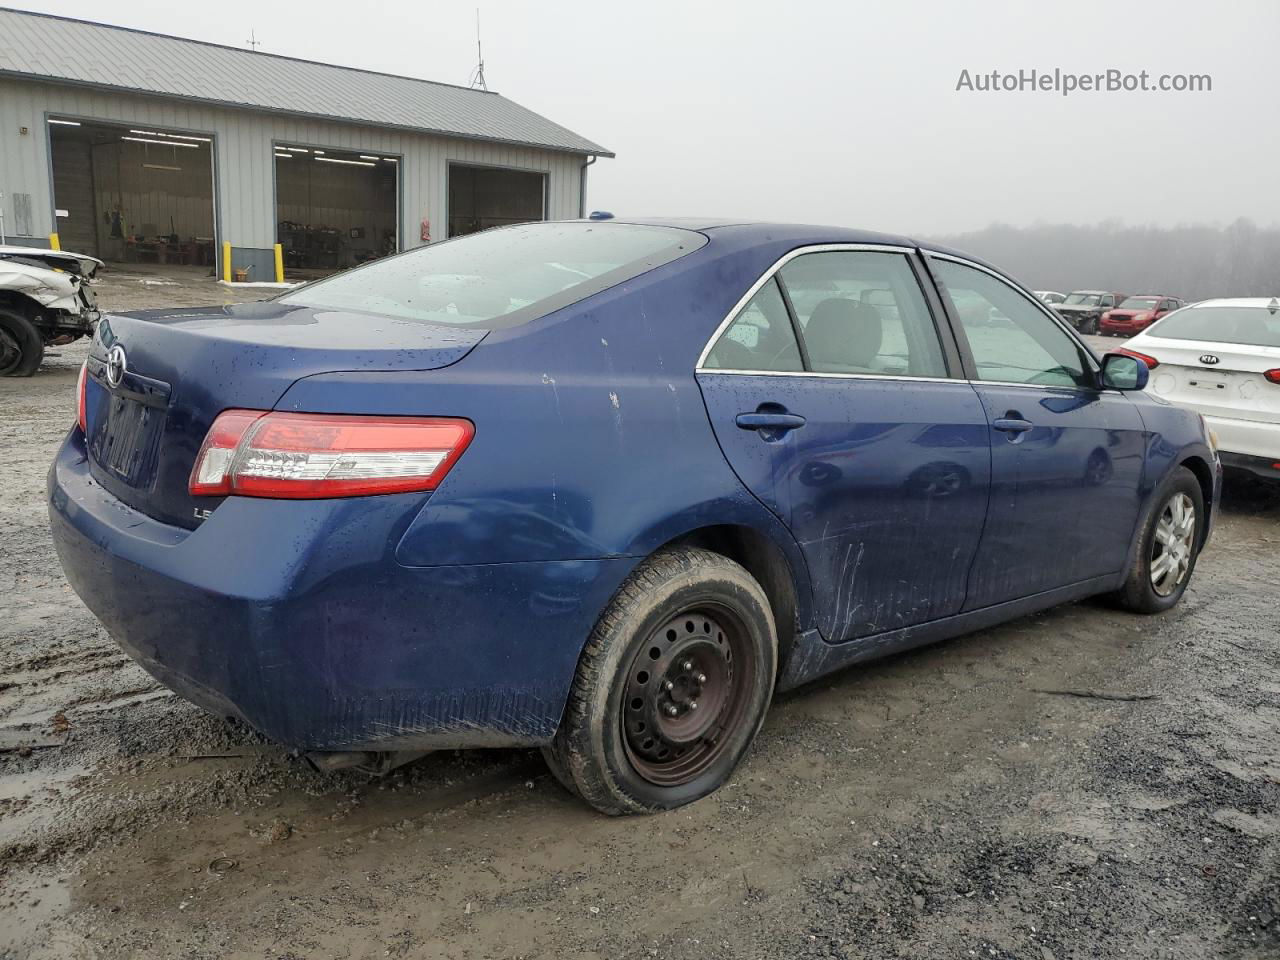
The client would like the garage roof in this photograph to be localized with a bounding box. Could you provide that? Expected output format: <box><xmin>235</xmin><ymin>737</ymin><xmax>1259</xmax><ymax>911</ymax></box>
<box><xmin>0</xmin><ymin>8</ymin><xmax>612</xmax><ymax>157</ymax></box>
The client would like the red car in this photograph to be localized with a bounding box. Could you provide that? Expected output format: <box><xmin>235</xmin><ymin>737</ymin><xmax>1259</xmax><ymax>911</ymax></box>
<box><xmin>1100</xmin><ymin>295</ymin><xmax>1185</xmax><ymax>336</ymax></box>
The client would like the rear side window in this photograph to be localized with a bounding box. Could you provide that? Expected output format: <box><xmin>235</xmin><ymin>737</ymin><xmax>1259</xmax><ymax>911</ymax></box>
<box><xmin>277</xmin><ymin>222</ymin><xmax>706</xmax><ymax>328</ymax></box>
<box><xmin>703</xmin><ymin>278</ymin><xmax>803</xmax><ymax>372</ymax></box>
<box><xmin>1147</xmin><ymin>306</ymin><xmax>1280</xmax><ymax>347</ymax></box>
<box><xmin>780</xmin><ymin>251</ymin><xmax>948</xmax><ymax>377</ymax></box>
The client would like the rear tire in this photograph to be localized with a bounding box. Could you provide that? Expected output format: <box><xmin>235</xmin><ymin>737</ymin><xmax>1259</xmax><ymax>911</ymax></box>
<box><xmin>0</xmin><ymin>308</ymin><xmax>44</xmax><ymax>377</ymax></box>
<box><xmin>1112</xmin><ymin>466</ymin><xmax>1205</xmax><ymax>614</ymax></box>
<box><xmin>544</xmin><ymin>546</ymin><xmax>777</xmax><ymax>815</ymax></box>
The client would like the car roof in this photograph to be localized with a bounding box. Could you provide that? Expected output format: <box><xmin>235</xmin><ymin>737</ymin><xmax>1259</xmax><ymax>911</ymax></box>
<box><xmin>594</xmin><ymin>219</ymin><xmax>1021</xmax><ymax>272</ymax></box>
<box><xmin>605</xmin><ymin>217</ymin><xmax>920</xmax><ymax>247</ymax></box>
<box><xmin>1122</xmin><ymin>294</ymin><xmax>1177</xmax><ymax>299</ymax></box>
<box><xmin>1183</xmin><ymin>297</ymin><xmax>1280</xmax><ymax>309</ymax></box>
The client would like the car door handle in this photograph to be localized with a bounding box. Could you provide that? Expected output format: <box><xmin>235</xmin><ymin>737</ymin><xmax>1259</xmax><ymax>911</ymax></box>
<box><xmin>735</xmin><ymin>413</ymin><xmax>807</xmax><ymax>432</ymax></box>
<box><xmin>992</xmin><ymin>417</ymin><xmax>1033</xmax><ymax>434</ymax></box>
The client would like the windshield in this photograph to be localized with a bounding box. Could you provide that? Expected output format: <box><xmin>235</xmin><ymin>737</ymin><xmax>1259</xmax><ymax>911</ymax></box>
<box><xmin>1064</xmin><ymin>293</ymin><xmax>1101</xmax><ymax>306</ymax></box>
<box><xmin>1118</xmin><ymin>297</ymin><xmax>1159</xmax><ymax>310</ymax></box>
<box><xmin>277</xmin><ymin>222</ymin><xmax>706</xmax><ymax>327</ymax></box>
<box><xmin>1147</xmin><ymin>306</ymin><xmax>1280</xmax><ymax>348</ymax></box>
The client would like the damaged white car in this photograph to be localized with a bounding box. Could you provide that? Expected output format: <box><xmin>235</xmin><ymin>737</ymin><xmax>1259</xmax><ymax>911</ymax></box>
<box><xmin>0</xmin><ymin>245</ymin><xmax>102</xmax><ymax>376</ymax></box>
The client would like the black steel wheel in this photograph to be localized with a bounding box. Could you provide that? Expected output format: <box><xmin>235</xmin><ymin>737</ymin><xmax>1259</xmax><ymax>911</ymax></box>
<box><xmin>620</xmin><ymin>607</ymin><xmax>756</xmax><ymax>787</ymax></box>
<box><xmin>545</xmin><ymin>546</ymin><xmax>777</xmax><ymax>815</ymax></box>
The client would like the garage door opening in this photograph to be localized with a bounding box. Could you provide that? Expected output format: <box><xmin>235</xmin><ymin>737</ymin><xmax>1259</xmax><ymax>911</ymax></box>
<box><xmin>48</xmin><ymin>117</ymin><xmax>216</xmax><ymax>268</ymax></box>
<box><xmin>276</xmin><ymin>145</ymin><xmax>398</xmax><ymax>276</ymax></box>
<box><xmin>448</xmin><ymin>164</ymin><xmax>546</xmax><ymax>239</ymax></box>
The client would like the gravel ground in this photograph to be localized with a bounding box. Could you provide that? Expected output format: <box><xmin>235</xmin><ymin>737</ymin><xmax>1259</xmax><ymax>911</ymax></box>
<box><xmin>0</xmin><ymin>270</ymin><xmax>1276</xmax><ymax>959</ymax></box>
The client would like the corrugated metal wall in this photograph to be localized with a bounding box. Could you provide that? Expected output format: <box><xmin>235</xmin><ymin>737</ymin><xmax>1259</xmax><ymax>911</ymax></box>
<box><xmin>0</xmin><ymin>77</ymin><xmax>586</xmax><ymax>252</ymax></box>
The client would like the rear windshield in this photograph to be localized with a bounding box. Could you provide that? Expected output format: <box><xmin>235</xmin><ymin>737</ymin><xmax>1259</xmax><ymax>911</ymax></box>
<box><xmin>277</xmin><ymin>222</ymin><xmax>706</xmax><ymax>327</ymax></box>
<box><xmin>1147</xmin><ymin>306</ymin><xmax>1280</xmax><ymax>348</ymax></box>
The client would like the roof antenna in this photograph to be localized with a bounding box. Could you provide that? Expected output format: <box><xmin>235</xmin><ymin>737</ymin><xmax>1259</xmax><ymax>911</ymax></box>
<box><xmin>468</xmin><ymin>10</ymin><xmax>488</xmax><ymax>90</ymax></box>
<box><xmin>245</xmin><ymin>29</ymin><xmax>262</xmax><ymax>52</ymax></box>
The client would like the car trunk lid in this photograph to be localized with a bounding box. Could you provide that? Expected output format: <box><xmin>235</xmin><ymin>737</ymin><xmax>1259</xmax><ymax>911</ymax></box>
<box><xmin>83</xmin><ymin>301</ymin><xmax>486</xmax><ymax>529</ymax></box>
<box><xmin>1141</xmin><ymin>337</ymin><xmax>1280</xmax><ymax>423</ymax></box>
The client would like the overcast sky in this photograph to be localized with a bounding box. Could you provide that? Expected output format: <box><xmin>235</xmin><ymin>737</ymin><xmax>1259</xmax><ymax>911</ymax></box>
<box><xmin>15</xmin><ymin>0</ymin><xmax>1280</xmax><ymax>235</ymax></box>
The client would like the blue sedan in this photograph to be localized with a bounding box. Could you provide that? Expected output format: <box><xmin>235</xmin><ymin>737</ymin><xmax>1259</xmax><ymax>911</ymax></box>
<box><xmin>48</xmin><ymin>220</ymin><xmax>1220</xmax><ymax>814</ymax></box>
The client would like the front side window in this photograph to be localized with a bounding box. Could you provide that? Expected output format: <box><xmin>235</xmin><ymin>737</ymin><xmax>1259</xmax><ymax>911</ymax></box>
<box><xmin>778</xmin><ymin>251</ymin><xmax>948</xmax><ymax>377</ymax></box>
<box><xmin>702</xmin><ymin>278</ymin><xmax>803</xmax><ymax>372</ymax></box>
<box><xmin>277</xmin><ymin>222</ymin><xmax>706</xmax><ymax>328</ymax></box>
<box><xmin>934</xmin><ymin>260</ymin><xmax>1094</xmax><ymax>389</ymax></box>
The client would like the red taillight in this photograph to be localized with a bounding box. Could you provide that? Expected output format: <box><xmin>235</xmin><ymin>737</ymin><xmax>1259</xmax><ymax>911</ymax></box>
<box><xmin>1117</xmin><ymin>348</ymin><xmax>1159</xmax><ymax>370</ymax></box>
<box><xmin>76</xmin><ymin>361</ymin><xmax>88</xmax><ymax>433</ymax></box>
<box><xmin>1264</xmin><ymin>369</ymin><xmax>1280</xmax><ymax>385</ymax></box>
<box><xmin>189</xmin><ymin>410</ymin><xmax>474</xmax><ymax>499</ymax></box>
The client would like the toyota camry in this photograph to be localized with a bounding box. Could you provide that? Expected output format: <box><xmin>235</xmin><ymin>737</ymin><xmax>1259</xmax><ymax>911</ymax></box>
<box><xmin>49</xmin><ymin>219</ymin><xmax>1220</xmax><ymax>814</ymax></box>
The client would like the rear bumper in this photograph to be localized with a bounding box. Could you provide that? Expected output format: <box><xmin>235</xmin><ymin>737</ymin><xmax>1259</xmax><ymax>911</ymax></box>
<box><xmin>48</xmin><ymin>432</ymin><xmax>633</xmax><ymax>751</ymax></box>
<box><xmin>1203</xmin><ymin>414</ymin><xmax>1279</xmax><ymax>463</ymax></box>
<box><xmin>1218</xmin><ymin>451</ymin><xmax>1280</xmax><ymax>480</ymax></box>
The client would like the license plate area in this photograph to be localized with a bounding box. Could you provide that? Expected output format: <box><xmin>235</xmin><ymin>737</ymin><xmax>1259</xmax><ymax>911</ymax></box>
<box><xmin>1186</xmin><ymin>373</ymin><xmax>1228</xmax><ymax>392</ymax></box>
<box><xmin>85</xmin><ymin>365</ymin><xmax>172</xmax><ymax>491</ymax></box>
<box><xmin>90</xmin><ymin>395</ymin><xmax>164</xmax><ymax>487</ymax></box>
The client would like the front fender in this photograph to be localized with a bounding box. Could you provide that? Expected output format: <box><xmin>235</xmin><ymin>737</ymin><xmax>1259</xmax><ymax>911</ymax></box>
<box><xmin>1128</xmin><ymin>394</ymin><xmax>1220</xmax><ymax>561</ymax></box>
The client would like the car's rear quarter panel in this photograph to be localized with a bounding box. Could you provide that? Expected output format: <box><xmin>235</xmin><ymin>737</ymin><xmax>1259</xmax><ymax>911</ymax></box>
<box><xmin>277</xmin><ymin>232</ymin><xmax>818</xmax><ymax>576</ymax></box>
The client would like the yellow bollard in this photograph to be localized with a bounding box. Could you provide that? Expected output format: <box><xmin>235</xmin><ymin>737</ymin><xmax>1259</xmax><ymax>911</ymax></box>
<box><xmin>273</xmin><ymin>243</ymin><xmax>284</xmax><ymax>284</ymax></box>
<box><xmin>222</xmin><ymin>242</ymin><xmax>232</xmax><ymax>282</ymax></box>
<box><xmin>49</xmin><ymin>233</ymin><xmax>61</xmax><ymax>251</ymax></box>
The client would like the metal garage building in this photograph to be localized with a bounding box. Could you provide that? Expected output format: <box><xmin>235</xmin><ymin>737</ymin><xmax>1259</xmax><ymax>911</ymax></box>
<box><xmin>0</xmin><ymin>8</ymin><xmax>611</xmax><ymax>281</ymax></box>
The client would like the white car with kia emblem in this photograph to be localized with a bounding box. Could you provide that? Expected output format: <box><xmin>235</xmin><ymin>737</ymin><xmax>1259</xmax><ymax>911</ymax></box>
<box><xmin>1119</xmin><ymin>298</ymin><xmax>1280</xmax><ymax>481</ymax></box>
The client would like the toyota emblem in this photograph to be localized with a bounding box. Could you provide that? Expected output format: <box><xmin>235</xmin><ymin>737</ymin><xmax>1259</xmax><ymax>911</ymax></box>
<box><xmin>1198</xmin><ymin>354</ymin><xmax>1220</xmax><ymax>365</ymax></box>
<box><xmin>106</xmin><ymin>344</ymin><xmax>127</xmax><ymax>388</ymax></box>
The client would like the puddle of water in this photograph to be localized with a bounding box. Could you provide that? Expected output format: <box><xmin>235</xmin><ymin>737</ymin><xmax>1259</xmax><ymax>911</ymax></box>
<box><xmin>1</xmin><ymin>687</ymin><xmax>170</xmax><ymax>730</ymax></box>
<box><xmin>0</xmin><ymin>870</ymin><xmax>73</xmax><ymax>957</ymax></box>
<box><xmin>0</xmin><ymin>761</ymin><xmax>94</xmax><ymax>850</ymax></box>
<box><xmin>0</xmin><ymin>869</ymin><xmax>74</xmax><ymax>955</ymax></box>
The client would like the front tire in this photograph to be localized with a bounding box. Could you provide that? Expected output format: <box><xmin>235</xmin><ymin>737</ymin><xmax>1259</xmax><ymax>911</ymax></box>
<box><xmin>1112</xmin><ymin>466</ymin><xmax>1205</xmax><ymax>613</ymax></box>
<box><xmin>545</xmin><ymin>546</ymin><xmax>777</xmax><ymax>815</ymax></box>
<box><xmin>0</xmin><ymin>308</ymin><xmax>45</xmax><ymax>377</ymax></box>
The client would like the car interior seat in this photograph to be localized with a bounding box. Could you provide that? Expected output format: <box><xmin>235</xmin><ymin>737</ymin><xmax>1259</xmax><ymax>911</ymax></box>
<box><xmin>804</xmin><ymin>298</ymin><xmax>884</xmax><ymax>373</ymax></box>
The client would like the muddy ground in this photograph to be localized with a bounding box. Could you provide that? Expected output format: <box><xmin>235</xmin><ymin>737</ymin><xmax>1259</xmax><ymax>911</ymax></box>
<box><xmin>1</xmin><ymin>267</ymin><xmax>1277</xmax><ymax>959</ymax></box>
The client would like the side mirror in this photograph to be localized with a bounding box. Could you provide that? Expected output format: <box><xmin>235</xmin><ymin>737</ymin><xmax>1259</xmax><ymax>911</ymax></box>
<box><xmin>1100</xmin><ymin>352</ymin><xmax>1149</xmax><ymax>391</ymax></box>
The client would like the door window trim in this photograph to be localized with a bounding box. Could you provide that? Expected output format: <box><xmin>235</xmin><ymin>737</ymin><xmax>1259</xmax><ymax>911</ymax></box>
<box><xmin>695</xmin><ymin>243</ymin><xmax>961</xmax><ymax>381</ymax></box>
